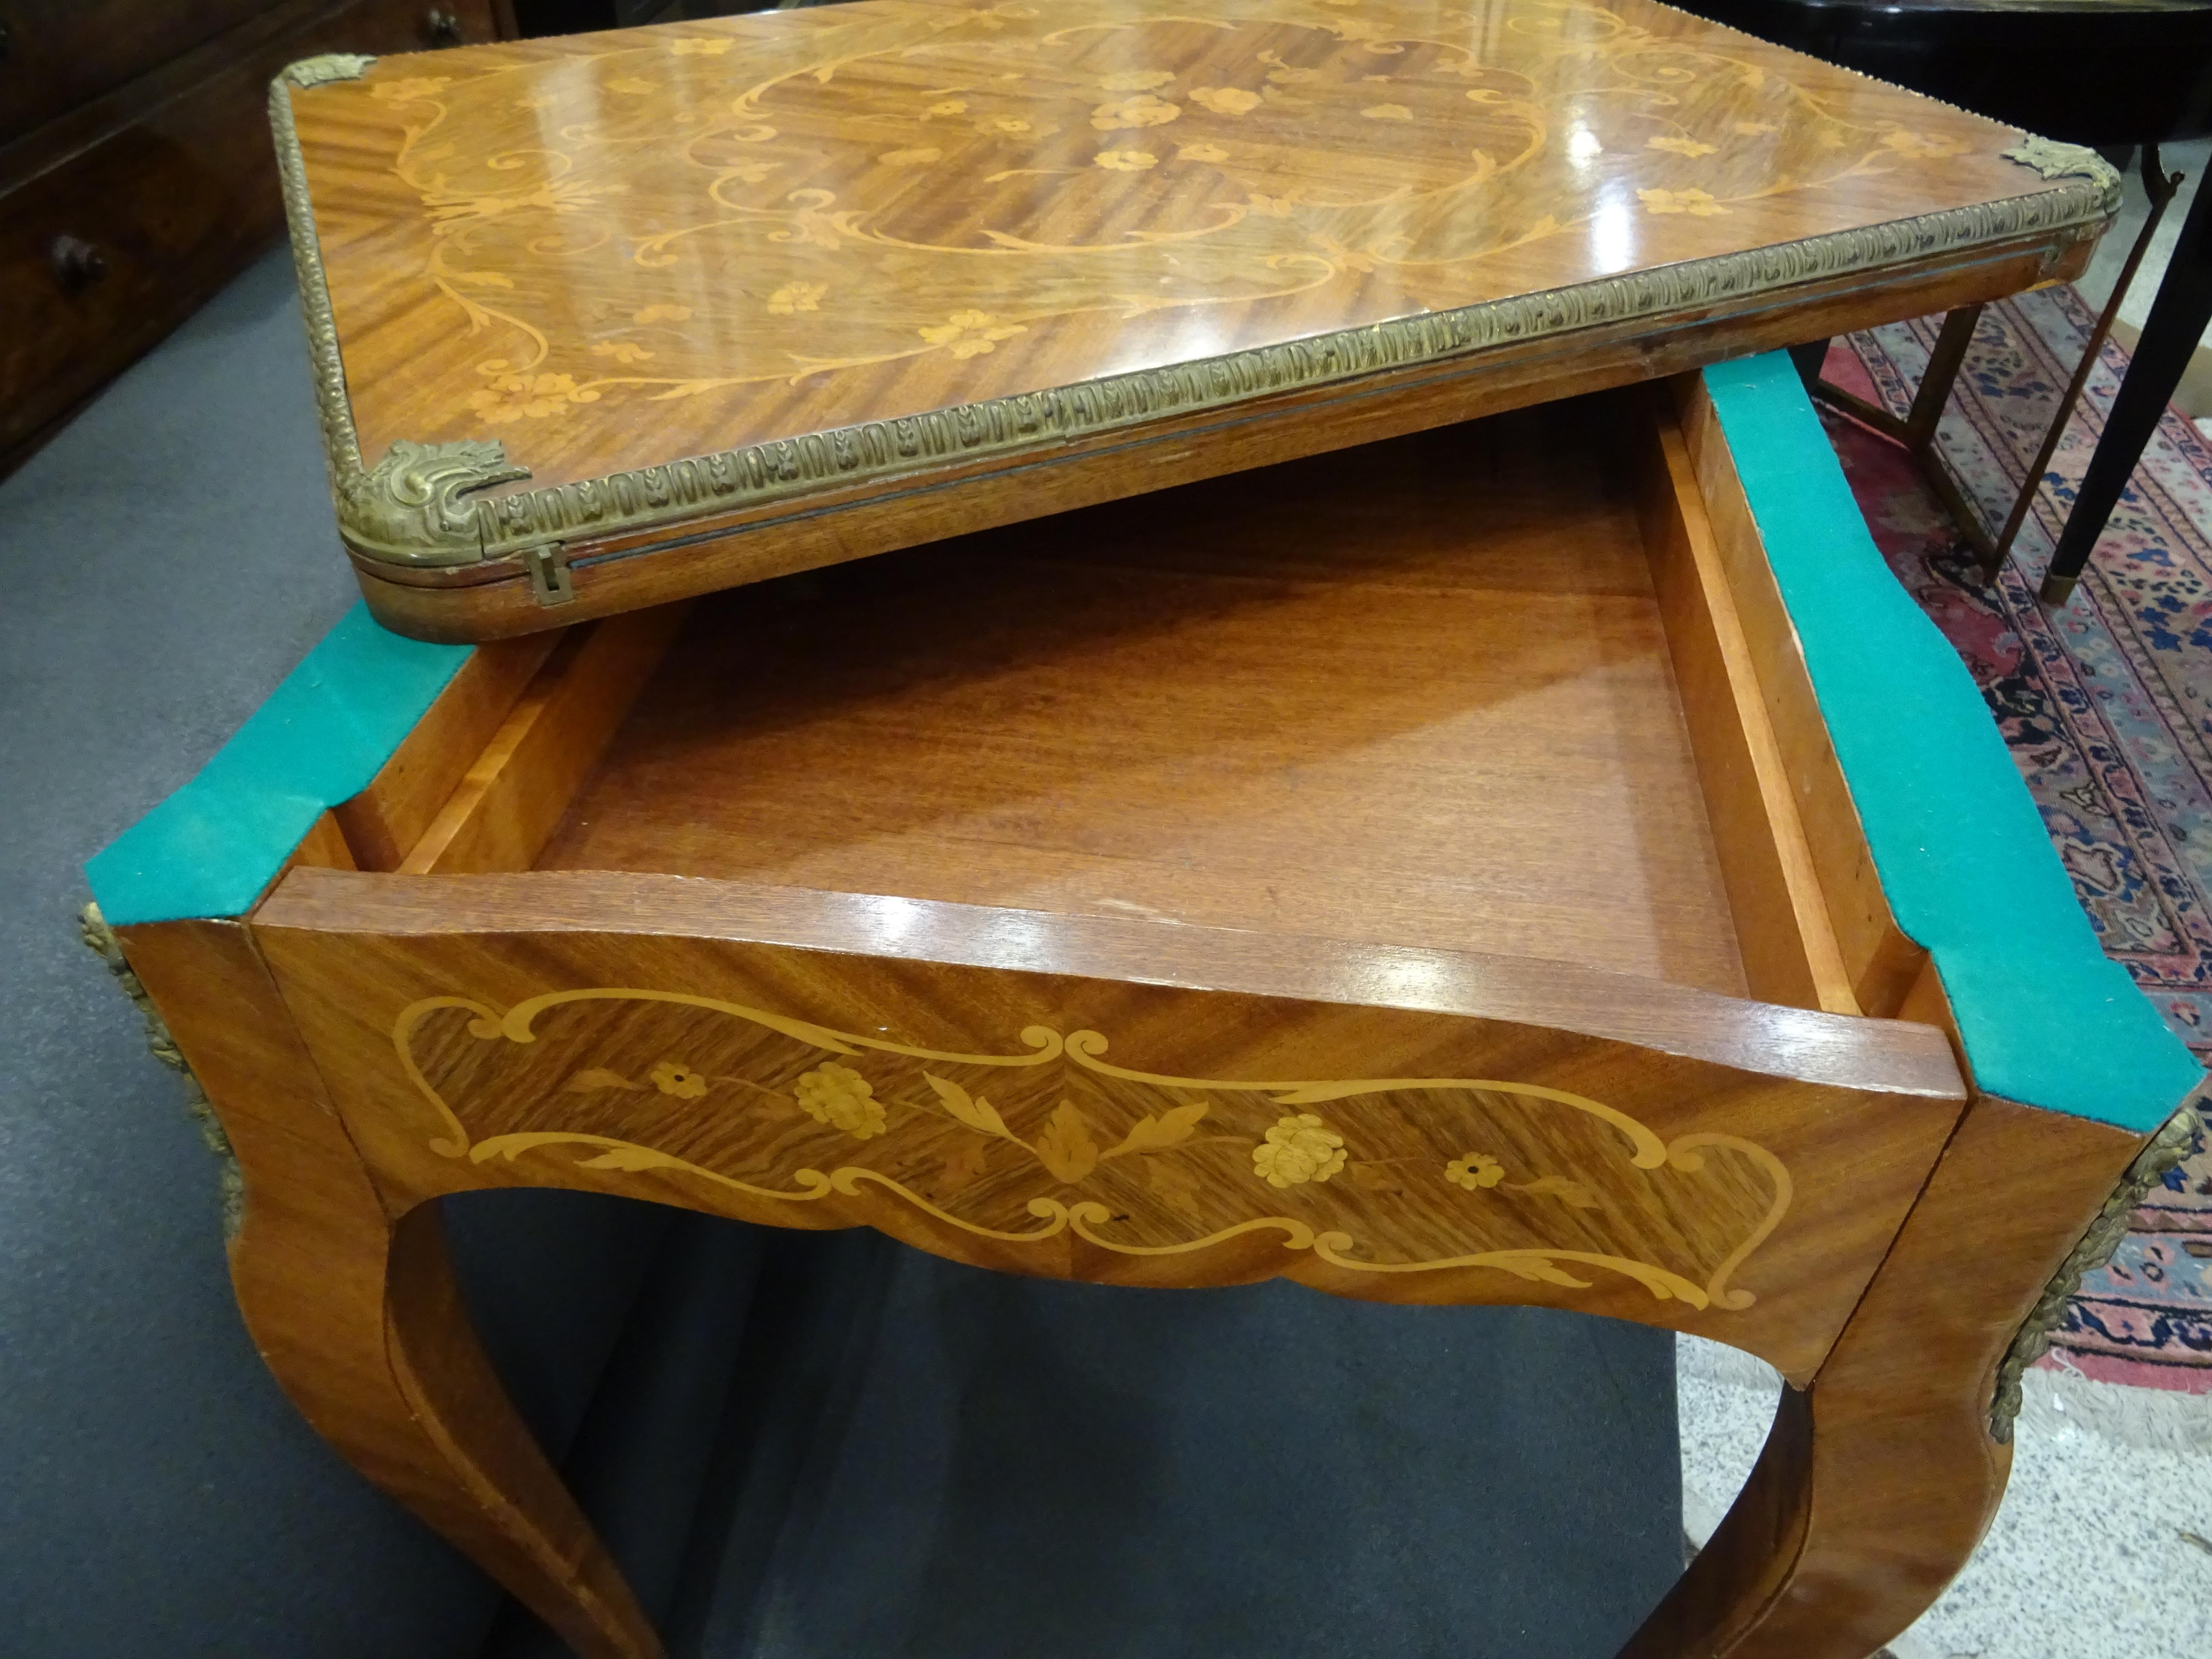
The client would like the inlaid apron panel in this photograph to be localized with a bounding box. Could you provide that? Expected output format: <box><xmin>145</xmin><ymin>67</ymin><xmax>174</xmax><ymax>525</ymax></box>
<box><xmin>254</xmin><ymin>902</ymin><xmax>1967</xmax><ymax>1377</ymax></box>
<box><xmin>400</xmin><ymin>987</ymin><xmax>1788</xmax><ymax>1308</ymax></box>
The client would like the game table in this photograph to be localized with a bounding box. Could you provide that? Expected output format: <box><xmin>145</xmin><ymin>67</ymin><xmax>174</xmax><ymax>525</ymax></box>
<box><xmin>81</xmin><ymin>4</ymin><xmax>2201</xmax><ymax>1656</ymax></box>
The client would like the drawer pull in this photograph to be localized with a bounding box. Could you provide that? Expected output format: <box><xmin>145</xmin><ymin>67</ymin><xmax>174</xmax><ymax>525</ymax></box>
<box><xmin>50</xmin><ymin>235</ymin><xmax>109</xmax><ymax>292</ymax></box>
<box><xmin>424</xmin><ymin>7</ymin><xmax>462</xmax><ymax>47</ymax></box>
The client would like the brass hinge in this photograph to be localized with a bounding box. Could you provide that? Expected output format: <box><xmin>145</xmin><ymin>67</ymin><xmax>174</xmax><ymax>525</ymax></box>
<box><xmin>524</xmin><ymin>543</ymin><xmax>575</xmax><ymax>606</ymax></box>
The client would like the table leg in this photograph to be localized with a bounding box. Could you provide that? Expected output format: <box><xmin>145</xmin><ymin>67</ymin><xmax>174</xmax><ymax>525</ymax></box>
<box><xmin>110</xmin><ymin>917</ymin><xmax>664</xmax><ymax>1659</ymax></box>
<box><xmin>1809</xmin><ymin>306</ymin><xmax>1992</xmax><ymax>562</ymax></box>
<box><xmin>1787</xmin><ymin>340</ymin><xmax>1830</xmax><ymax>392</ymax></box>
<box><xmin>2043</xmin><ymin>163</ymin><xmax>2212</xmax><ymax>605</ymax></box>
<box><xmin>1899</xmin><ymin>305</ymin><xmax>1986</xmax><ymax>452</ymax></box>
<box><xmin>1811</xmin><ymin>304</ymin><xmax>1981</xmax><ymax>449</ymax></box>
<box><xmin>1618</xmin><ymin>1093</ymin><xmax>2149</xmax><ymax>1659</ymax></box>
<box><xmin>1981</xmin><ymin>149</ymin><xmax>2182</xmax><ymax>585</ymax></box>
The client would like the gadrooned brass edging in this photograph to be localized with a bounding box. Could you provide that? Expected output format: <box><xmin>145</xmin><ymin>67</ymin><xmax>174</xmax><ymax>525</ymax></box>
<box><xmin>271</xmin><ymin>55</ymin><xmax>2121</xmax><ymax>574</ymax></box>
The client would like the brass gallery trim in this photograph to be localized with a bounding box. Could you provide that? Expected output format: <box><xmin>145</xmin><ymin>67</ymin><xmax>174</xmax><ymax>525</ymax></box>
<box><xmin>282</xmin><ymin>52</ymin><xmax>375</xmax><ymax>87</ymax></box>
<box><xmin>1988</xmin><ymin>1097</ymin><xmax>2201</xmax><ymax>1442</ymax></box>
<box><xmin>272</xmin><ymin>59</ymin><xmax>2119</xmax><ymax>572</ymax></box>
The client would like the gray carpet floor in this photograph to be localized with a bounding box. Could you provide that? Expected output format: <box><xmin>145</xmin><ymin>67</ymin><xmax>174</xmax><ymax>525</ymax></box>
<box><xmin>649</xmin><ymin>1240</ymin><xmax>1684</xmax><ymax>1659</ymax></box>
<box><xmin>0</xmin><ymin>248</ymin><xmax>681</xmax><ymax>1657</ymax></box>
<box><xmin>0</xmin><ymin>247</ymin><xmax>1684</xmax><ymax>1657</ymax></box>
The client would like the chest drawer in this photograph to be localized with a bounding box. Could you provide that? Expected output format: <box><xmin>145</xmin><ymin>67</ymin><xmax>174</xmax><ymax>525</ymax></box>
<box><xmin>0</xmin><ymin>1</ymin><xmax>279</xmax><ymax>145</ymax></box>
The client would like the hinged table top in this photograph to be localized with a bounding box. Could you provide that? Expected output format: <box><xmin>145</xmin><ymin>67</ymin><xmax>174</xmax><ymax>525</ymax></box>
<box><xmin>274</xmin><ymin>0</ymin><xmax>2115</xmax><ymax>588</ymax></box>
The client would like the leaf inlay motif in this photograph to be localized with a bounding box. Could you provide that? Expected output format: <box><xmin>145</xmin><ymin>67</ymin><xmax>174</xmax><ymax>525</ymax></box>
<box><xmin>393</xmin><ymin>989</ymin><xmax>1795</xmax><ymax>1311</ymax></box>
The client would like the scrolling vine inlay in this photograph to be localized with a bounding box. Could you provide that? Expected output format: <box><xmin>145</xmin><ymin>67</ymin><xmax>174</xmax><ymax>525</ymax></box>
<box><xmin>396</xmin><ymin>989</ymin><xmax>1793</xmax><ymax>1307</ymax></box>
<box><xmin>278</xmin><ymin>0</ymin><xmax>2109</xmax><ymax>565</ymax></box>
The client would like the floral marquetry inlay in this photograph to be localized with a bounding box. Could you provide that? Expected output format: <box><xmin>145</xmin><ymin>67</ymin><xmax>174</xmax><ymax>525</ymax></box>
<box><xmin>395</xmin><ymin>989</ymin><xmax>1794</xmax><ymax>1308</ymax></box>
<box><xmin>279</xmin><ymin>0</ymin><xmax>2112</xmax><ymax>552</ymax></box>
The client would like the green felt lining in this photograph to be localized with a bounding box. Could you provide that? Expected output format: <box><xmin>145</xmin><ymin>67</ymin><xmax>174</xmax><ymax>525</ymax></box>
<box><xmin>86</xmin><ymin>604</ymin><xmax>471</xmax><ymax>927</ymax></box>
<box><xmin>1703</xmin><ymin>353</ymin><xmax>2201</xmax><ymax>1132</ymax></box>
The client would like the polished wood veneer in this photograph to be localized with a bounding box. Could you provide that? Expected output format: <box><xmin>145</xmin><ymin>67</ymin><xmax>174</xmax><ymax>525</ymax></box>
<box><xmin>540</xmin><ymin>402</ymin><xmax>1747</xmax><ymax>993</ymax></box>
<box><xmin>274</xmin><ymin>0</ymin><xmax>2119</xmax><ymax>637</ymax></box>
<box><xmin>301</xmin><ymin>0</ymin><xmax>2070</xmax><ymax>480</ymax></box>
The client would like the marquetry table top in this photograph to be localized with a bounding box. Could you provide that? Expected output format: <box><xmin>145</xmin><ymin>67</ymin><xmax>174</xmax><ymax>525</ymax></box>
<box><xmin>274</xmin><ymin>0</ymin><xmax>2114</xmax><ymax>600</ymax></box>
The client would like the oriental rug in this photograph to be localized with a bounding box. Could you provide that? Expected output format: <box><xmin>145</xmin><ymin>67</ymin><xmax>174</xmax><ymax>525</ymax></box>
<box><xmin>1824</xmin><ymin>290</ymin><xmax>2212</xmax><ymax>1394</ymax></box>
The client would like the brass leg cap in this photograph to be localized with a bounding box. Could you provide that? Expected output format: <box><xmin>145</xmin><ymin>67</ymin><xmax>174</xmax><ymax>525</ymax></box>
<box><xmin>2039</xmin><ymin>572</ymin><xmax>2080</xmax><ymax>607</ymax></box>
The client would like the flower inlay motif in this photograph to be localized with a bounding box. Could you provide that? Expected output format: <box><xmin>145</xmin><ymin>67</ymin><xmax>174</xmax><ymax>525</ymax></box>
<box><xmin>394</xmin><ymin>995</ymin><xmax>1799</xmax><ymax>1311</ymax></box>
<box><xmin>464</xmin><ymin>371</ymin><xmax>600</xmax><ymax>422</ymax></box>
<box><xmin>1638</xmin><ymin>187</ymin><xmax>1727</xmax><ymax>216</ymax></box>
<box><xmin>1093</xmin><ymin>94</ymin><xmax>1181</xmax><ymax>129</ymax></box>
<box><xmin>1446</xmin><ymin>1152</ymin><xmax>1505</xmax><ymax>1190</ymax></box>
<box><xmin>795</xmin><ymin>1062</ymin><xmax>888</xmax><ymax>1139</ymax></box>
<box><xmin>1188</xmin><ymin>86</ymin><xmax>1262</xmax><ymax>115</ymax></box>
<box><xmin>1253</xmin><ymin>1113</ymin><xmax>1349</xmax><ymax>1188</ymax></box>
<box><xmin>917</xmin><ymin>310</ymin><xmax>1027</xmax><ymax>356</ymax></box>
<box><xmin>650</xmin><ymin>1061</ymin><xmax>707</xmax><ymax>1099</ymax></box>
<box><xmin>317</xmin><ymin>0</ymin><xmax>2046</xmax><ymax>469</ymax></box>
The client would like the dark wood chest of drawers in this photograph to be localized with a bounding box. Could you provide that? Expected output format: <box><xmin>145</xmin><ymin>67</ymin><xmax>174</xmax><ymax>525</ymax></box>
<box><xmin>0</xmin><ymin>0</ymin><xmax>512</xmax><ymax>474</ymax></box>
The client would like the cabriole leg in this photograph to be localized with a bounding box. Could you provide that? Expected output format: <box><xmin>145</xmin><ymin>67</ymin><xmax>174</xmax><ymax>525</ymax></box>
<box><xmin>1623</xmin><ymin>1092</ymin><xmax>2157</xmax><ymax>1659</ymax></box>
<box><xmin>103</xmin><ymin>917</ymin><xmax>662</xmax><ymax>1659</ymax></box>
<box><xmin>1623</xmin><ymin>1354</ymin><xmax>2003</xmax><ymax>1659</ymax></box>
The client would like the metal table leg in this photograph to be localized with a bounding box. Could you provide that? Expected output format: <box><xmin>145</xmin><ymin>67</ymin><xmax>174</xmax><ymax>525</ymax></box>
<box><xmin>1983</xmin><ymin>149</ymin><xmax>2180</xmax><ymax>588</ymax></box>
<box><xmin>2044</xmin><ymin>155</ymin><xmax>2212</xmax><ymax>605</ymax></box>
<box><xmin>1805</xmin><ymin>152</ymin><xmax>2182</xmax><ymax>599</ymax></box>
